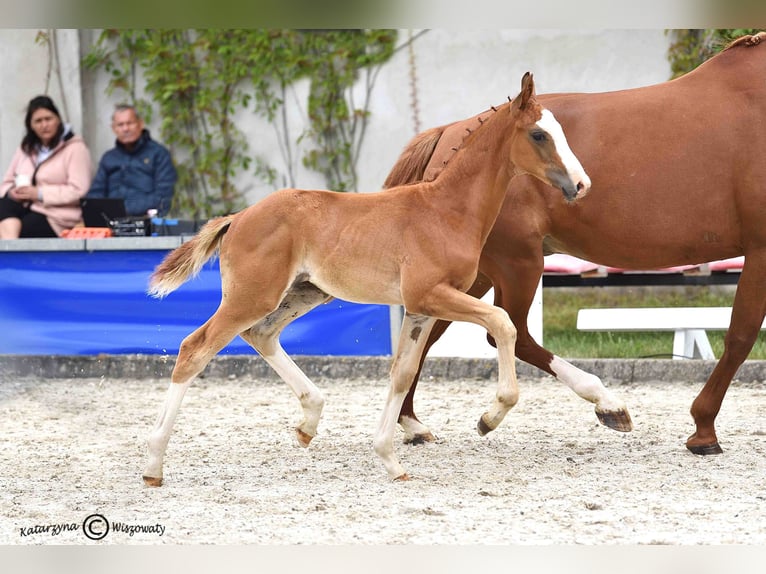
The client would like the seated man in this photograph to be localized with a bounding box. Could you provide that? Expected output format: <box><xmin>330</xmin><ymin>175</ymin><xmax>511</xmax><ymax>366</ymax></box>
<box><xmin>87</xmin><ymin>104</ymin><xmax>177</xmax><ymax>217</ymax></box>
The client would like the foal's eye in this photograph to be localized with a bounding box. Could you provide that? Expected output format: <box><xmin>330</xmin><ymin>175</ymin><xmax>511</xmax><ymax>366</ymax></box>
<box><xmin>530</xmin><ymin>131</ymin><xmax>547</xmax><ymax>143</ymax></box>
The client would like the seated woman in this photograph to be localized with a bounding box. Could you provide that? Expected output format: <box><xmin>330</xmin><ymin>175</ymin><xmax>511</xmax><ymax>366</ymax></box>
<box><xmin>0</xmin><ymin>95</ymin><xmax>93</xmax><ymax>238</ymax></box>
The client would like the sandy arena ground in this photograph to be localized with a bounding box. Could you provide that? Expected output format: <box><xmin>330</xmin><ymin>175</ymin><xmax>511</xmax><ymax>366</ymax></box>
<box><xmin>2</xmin><ymin>370</ymin><xmax>766</xmax><ymax>545</ymax></box>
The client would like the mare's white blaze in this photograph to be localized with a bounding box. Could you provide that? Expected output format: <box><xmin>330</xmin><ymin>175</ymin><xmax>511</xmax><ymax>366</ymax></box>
<box><xmin>549</xmin><ymin>355</ymin><xmax>625</xmax><ymax>412</ymax></box>
<box><xmin>537</xmin><ymin>109</ymin><xmax>591</xmax><ymax>191</ymax></box>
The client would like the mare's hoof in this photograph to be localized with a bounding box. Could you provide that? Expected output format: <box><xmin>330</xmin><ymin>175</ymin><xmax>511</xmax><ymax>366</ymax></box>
<box><xmin>142</xmin><ymin>475</ymin><xmax>163</xmax><ymax>487</ymax></box>
<box><xmin>476</xmin><ymin>416</ymin><xmax>494</xmax><ymax>437</ymax></box>
<box><xmin>393</xmin><ymin>473</ymin><xmax>411</xmax><ymax>482</ymax></box>
<box><xmin>596</xmin><ymin>409</ymin><xmax>633</xmax><ymax>432</ymax></box>
<box><xmin>687</xmin><ymin>442</ymin><xmax>723</xmax><ymax>456</ymax></box>
<box><xmin>295</xmin><ymin>428</ymin><xmax>314</xmax><ymax>448</ymax></box>
<box><xmin>404</xmin><ymin>431</ymin><xmax>437</xmax><ymax>445</ymax></box>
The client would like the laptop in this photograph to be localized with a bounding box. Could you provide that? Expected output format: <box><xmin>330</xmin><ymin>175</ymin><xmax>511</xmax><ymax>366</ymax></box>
<box><xmin>80</xmin><ymin>198</ymin><xmax>127</xmax><ymax>227</ymax></box>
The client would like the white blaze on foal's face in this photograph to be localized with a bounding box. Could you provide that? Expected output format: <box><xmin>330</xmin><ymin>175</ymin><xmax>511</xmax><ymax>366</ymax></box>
<box><xmin>536</xmin><ymin>109</ymin><xmax>591</xmax><ymax>197</ymax></box>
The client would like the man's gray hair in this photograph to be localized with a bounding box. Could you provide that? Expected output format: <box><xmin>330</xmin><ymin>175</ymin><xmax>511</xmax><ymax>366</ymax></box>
<box><xmin>112</xmin><ymin>104</ymin><xmax>142</xmax><ymax>121</ymax></box>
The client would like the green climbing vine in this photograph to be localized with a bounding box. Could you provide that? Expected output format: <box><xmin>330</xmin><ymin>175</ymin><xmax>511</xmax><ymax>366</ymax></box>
<box><xmin>83</xmin><ymin>29</ymin><xmax>398</xmax><ymax>217</ymax></box>
<box><xmin>666</xmin><ymin>29</ymin><xmax>762</xmax><ymax>78</ymax></box>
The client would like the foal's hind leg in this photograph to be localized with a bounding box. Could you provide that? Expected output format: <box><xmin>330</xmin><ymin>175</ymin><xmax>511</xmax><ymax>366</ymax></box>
<box><xmin>687</xmin><ymin>254</ymin><xmax>766</xmax><ymax>454</ymax></box>
<box><xmin>143</xmin><ymin>307</ymin><xmax>252</xmax><ymax>486</ymax></box>
<box><xmin>240</xmin><ymin>283</ymin><xmax>332</xmax><ymax>447</ymax></box>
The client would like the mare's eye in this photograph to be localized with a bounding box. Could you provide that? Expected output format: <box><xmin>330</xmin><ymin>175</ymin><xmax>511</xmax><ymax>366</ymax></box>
<box><xmin>531</xmin><ymin>131</ymin><xmax>547</xmax><ymax>143</ymax></box>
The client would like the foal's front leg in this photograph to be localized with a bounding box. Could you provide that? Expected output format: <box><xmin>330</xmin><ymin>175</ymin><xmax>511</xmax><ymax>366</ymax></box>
<box><xmin>420</xmin><ymin>284</ymin><xmax>521</xmax><ymax>435</ymax></box>
<box><xmin>373</xmin><ymin>314</ymin><xmax>438</xmax><ymax>480</ymax></box>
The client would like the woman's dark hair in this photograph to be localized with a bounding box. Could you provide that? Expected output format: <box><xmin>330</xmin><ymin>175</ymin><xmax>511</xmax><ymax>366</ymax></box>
<box><xmin>21</xmin><ymin>95</ymin><xmax>64</xmax><ymax>154</ymax></box>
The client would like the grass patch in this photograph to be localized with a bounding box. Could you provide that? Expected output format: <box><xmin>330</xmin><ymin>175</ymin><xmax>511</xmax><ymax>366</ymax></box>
<box><xmin>542</xmin><ymin>285</ymin><xmax>766</xmax><ymax>359</ymax></box>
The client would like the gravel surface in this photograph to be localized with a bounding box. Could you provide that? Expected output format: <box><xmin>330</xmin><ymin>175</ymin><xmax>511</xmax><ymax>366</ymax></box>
<box><xmin>2</xmin><ymin>371</ymin><xmax>766</xmax><ymax>545</ymax></box>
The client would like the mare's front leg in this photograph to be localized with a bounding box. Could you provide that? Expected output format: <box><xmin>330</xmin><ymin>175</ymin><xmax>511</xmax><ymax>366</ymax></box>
<box><xmin>374</xmin><ymin>314</ymin><xmax>438</xmax><ymax>480</ymax></box>
<box><xmin>687</xmin><ymin>253</ymin><xmax>766</xmax><ymax>454</ymax></box>
<box><xmin>485</xmin><ymin>250</ymin><xmax>632</xmax><ymax>432</ymax></box>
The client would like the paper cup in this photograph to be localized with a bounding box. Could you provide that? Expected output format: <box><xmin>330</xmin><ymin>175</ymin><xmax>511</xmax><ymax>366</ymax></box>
<box><xmin>14</xmin><ymin>174</ymin><xmax>31</xmax><ymax>188</ymax></box>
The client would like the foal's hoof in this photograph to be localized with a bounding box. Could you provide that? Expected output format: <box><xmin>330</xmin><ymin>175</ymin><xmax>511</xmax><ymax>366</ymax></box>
<box><xmin>596</xmin><ymin>408</ymin><xmax>633</xmax><ymax>432</ymax></box>
<box><xmin>295</xmin><ymin>428</ymin><xmax>314</xmax><ymax>448</ymax></box>
<box><xmin>142</xmin><ymin>475</ymin><xmax>163</xmax><ymax>487</ymax></box>
<box><xmin>404</xmin><ymin>431</ymin><xmax>437</xmax><ymax>445</ymax></box>
<box><xmin>476</xmin><ymin>416</ymin><xmax>494</xmax><ymax>437</ymax></box>
<box><xmin>687</xmin><ymin>442</ymin><xmax>724</xmax><ymax>456</ymax></box>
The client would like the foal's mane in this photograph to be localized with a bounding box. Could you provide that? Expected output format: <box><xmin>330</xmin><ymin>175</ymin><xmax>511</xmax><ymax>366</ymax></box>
<box><xmin>722</xmin><ymin>31</ymin><xmax>766</xmax><ymax>51</ymax></box>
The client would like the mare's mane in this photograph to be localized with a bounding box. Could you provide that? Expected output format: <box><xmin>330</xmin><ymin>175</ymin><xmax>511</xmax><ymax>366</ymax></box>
<box><xmin>382</xmin><ymin>126</ymin><xmax>442</xmax><ymax>188</ymax></box>
<box><xmin>384</xmin><ymin>32</ymin><xmax>766</xmax><ymax>192</ymax></box>
<box><xmin>722</xmin><ymin>31</ymin><xmax>766</xmax><ymax>51</ymax></box>
<box><xmin>383</xmin><ymin>102</ymin><xmax>511</xmax><ymax>189</ymax></box>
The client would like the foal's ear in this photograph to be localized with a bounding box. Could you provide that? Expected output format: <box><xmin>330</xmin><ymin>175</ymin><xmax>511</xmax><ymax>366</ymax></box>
<box><xmin>514</xmin><ymin>72</ymin><xmax>535</xmax><ymax>111</ymax></box>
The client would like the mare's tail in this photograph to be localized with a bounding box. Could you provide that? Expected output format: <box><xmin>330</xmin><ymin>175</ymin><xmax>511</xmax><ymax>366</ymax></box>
<box><xmin>382</xmin><ymin>126</ymin><xmax>444</xmax><ymax>188</ymax></box>
<box><xmin>148</xmin><ymin>215</ymin><xmax>235</xmax><ymax>298</ymax></box>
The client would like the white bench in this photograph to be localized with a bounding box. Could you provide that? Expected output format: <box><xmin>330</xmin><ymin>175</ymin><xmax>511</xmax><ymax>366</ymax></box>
<box><xmin>576</xmin><ymin>307</ymin><xmax>766</xmax><ymax>360</ymax></box>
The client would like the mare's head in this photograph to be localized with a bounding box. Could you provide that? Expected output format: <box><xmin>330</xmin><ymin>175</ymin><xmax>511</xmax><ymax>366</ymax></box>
<box><xmin>509</xmin><ymin>73</ymin><xmax>590</xmax><ymax>201</ymax></box>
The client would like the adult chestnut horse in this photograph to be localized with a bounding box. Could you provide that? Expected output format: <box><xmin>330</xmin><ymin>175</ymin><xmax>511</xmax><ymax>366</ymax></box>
<box><xmin>385</xmin><ymin>32</ymin><xmax>766</xmax><ymax>456</ymax></box>
<box><xmin>142</xmin><ymin>73</ymin><xmax>591</xmax><ymax>484</ymax></box>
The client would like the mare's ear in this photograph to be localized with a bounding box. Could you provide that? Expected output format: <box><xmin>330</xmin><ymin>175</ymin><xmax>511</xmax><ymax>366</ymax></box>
<box><xmin>514</xmin><ymin>72</ymin><xmax>535</xmax><ymax>111</ymax></box>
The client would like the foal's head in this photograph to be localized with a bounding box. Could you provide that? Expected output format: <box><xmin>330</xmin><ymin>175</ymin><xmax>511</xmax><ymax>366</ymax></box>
<box><xmin>509</xmin><ymin>73</ymin><xmax>590</xmax><ymax>201</ymax></box>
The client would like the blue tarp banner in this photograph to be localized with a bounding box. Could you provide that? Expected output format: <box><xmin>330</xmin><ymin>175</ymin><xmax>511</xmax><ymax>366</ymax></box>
<box><xmin>0</xmin><ymin>250</ymin><xmax>392</xmax><ymax>356</ymax></box>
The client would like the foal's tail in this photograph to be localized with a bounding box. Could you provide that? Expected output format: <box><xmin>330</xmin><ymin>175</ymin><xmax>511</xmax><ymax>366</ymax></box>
<box><xmin>382</xmin><ymin>126</ymin><xmax>444</xmax><ymax>188</ymax></box>
<box><xmin>148</xmin><ymin>215</ymin><xmax>235</xmax><ymax>298</ymax></box>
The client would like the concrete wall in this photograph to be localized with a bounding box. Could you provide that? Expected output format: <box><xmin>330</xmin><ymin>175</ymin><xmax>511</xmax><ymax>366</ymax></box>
<box><xmin>0</xmin><ymin>29</ymin><xmax>672</xmax><ymax>204</ymax></box>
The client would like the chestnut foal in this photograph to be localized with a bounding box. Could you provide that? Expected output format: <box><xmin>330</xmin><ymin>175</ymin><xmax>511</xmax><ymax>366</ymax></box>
<box><xmin>142</xmin><ymin>73</ymin><xmax>590</xmax><ymax>485</ymax></box>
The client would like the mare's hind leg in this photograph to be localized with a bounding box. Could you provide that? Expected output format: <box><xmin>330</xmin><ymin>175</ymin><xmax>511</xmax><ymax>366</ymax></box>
<box><xmin>486</xmin><ymin>254</ymin><xmax>633</xmax><ymax>432</ymax></box>
<box><xmin>143</xmin><ymin>306</ymin><xmax>254</xmax><ymax>486</ymax></box>
<box><xmin>687</xmin><ymin>253</ymin><xmax>766</xmax><ymax>454</ymax></box>
<box><xmin>240</xmin><ymin>282</ymin><xmax>333</xmax><ymax>447</ymax></box>
<box><xmin>397</xmin><ymin>272</ymin><xmax>494</xmax><ymax>443</ymax></box>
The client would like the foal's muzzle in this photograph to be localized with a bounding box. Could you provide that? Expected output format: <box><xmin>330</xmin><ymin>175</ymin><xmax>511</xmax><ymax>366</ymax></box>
<box><xmin>548</xmin><ymin>169</ymin><xmax>590</xmax><ymax>202</ymax></box>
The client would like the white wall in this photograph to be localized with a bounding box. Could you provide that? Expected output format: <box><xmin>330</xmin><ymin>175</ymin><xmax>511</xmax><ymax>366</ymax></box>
<box><xmin>0</xmin><ymin>29</ymin><xmax>671</xmax><ymax>203</ymax></box>
<box><xmin>0</xmin><ymin>29</ymin><xmax>83</xmax><ymax>176</ymax></box>
<box><xmin>356</xmin><ymin>29</ymin><xmax>671</xmax><ymax>194</ymax></box>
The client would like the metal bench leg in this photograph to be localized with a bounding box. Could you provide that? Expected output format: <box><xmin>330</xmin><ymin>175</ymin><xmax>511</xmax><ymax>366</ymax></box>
<box><xmin>690</xmin><ymin>329</ymin><xmax>715</xmax><ymax>359</ymax></box>
<box><xmin>674</xmin><ymin>329</ymin><xmax>715</xmax><ymax>359</ymax></box>
<box><xmin>673</xmin><ymin>330</ymin><xmax>687</xmax><ymax>359</ymax></box>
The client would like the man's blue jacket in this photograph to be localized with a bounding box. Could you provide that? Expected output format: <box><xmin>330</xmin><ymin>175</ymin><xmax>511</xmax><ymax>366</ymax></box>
<box><xmin>87</xmin><ymin>129</ymin><xmax>177</xmax><ymax>216</ymax></box>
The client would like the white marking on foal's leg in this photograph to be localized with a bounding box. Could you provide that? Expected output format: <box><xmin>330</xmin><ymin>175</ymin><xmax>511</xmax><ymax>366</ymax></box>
<box><xmin>143</xmin><ymin>380</ymin><xmax>191</xmax><ymax>486</ymax></box>
<box><xmin>549</xmin><ymin>355</ymin><xmax>632</xmax><ymax>431</ymax></box>
<box><xmin>259</xmin><ymin>346</ymin><xmax>325</xmax><ymax>445</ymax></box>
<box><xmin>478</xmin><ymin>308</ymin><xmax>519</xmax><ymax>434</ymax></box>
<box><xmin>537</xmin><ymin>109</ymin><xmax>591</xmax><ymax>191</ymax></box>
<box><xmin>374</xmin><ymin>388</ymin><xmax>411</xmax><ymax>480</ymax></box>
<box><xmin>374</xmin><ymin>315</ymin><xmax>436</xmax><ymax>480</ymax></box>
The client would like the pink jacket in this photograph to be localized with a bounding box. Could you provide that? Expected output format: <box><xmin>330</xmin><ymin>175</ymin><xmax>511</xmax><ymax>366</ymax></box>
<box><xmin>1</xmin><ymin>134</ymin><xmax>93</xmax><ymax>236</ymax></box>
